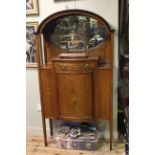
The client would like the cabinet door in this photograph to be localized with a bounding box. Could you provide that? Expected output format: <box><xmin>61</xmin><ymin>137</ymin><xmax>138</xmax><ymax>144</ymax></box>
<box><xmin>57</xmin><ymin>71</ymin><xmax>94</xmax><ymax>121</ymax></box>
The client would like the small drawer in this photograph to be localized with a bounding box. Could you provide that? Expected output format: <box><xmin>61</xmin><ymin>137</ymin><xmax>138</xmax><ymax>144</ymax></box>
<box><xmin>54</xmin><ymin>62</ymin><xmax>97</xmax><ymax>71</ymax></box>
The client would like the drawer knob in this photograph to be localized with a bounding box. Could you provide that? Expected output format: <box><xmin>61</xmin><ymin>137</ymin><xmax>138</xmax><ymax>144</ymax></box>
<box><xmin>59</xmin><ymin>64</ymin><xmax>67</xmax><ymax>69</ymax></box>
<box><xmin>83</xmin><ymin>64</ymin><xmax>89</xmax><ymax>69</ymax></box>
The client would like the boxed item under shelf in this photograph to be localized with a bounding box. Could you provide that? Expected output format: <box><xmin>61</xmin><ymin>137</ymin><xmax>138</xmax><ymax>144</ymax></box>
<box><xmin>54</xmin><ymin>124</ymin><xmax>99</xmax><ymax>151</ymax></box>
<box><xmin>55</xmin><ymin>135</ymin><xmax>99</xmax><ymax>151</ymax></box>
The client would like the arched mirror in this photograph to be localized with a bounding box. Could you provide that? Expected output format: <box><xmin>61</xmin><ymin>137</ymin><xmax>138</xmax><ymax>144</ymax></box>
<box><xmin>36</xmin><ymin>10</ymin><xmax>112</xmax><ymax>60</ymax></box>
<box><xmin>45</xmin><ymin>15</ymin><xmax>108</xmax><ymax>52</ymax></box>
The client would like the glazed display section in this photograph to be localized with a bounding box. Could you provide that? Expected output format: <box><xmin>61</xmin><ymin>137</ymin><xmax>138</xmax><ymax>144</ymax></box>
<box><xmin>35</xmin><ymin>9</ymin><xmax>114</xmax><ymax>150</ymax></box>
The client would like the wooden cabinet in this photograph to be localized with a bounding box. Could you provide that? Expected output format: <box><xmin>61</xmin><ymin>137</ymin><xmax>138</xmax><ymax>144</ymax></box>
<box><xmin>53</xmin><ymin>59</ymin><xmax>97</xmax><ymax>121</ymax></box>
<box><xmin>35</xmin><ymin>9</ymin><xmax>114</xmax><ymax>150</ymax></box>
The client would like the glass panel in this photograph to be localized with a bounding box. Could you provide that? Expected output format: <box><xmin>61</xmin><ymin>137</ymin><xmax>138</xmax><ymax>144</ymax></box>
<box><xmin>47</xmin><ymin>15</ymin><xmax>108</xmax><ymax>52</ymax></box>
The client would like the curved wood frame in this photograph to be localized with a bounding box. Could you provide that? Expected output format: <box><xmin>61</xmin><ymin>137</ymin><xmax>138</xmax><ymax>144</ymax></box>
<box><xmin>36</xmin><ymin>9</ymin><xmax>112</xmax><ymax>35</ymax></box>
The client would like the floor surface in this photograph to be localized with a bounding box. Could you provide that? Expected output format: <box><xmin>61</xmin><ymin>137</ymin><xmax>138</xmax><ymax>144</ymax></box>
<box><xmin>27</xmin><ymin>136</ymin><xmax>125</xmax><ymax>155</ymax></box>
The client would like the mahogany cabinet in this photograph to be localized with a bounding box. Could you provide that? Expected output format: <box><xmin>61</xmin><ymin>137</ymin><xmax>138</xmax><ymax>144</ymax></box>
<box><xmin>35</xmin><ymin>9</ymin><xmax>114</xmax><ymax>150</ymax></box>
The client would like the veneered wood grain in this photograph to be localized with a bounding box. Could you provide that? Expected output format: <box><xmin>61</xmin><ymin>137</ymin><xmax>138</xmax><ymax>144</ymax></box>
<box><xmin>40</xmin><ymin>68</ymin><xmax>55</xmax><ymax>118</ymax></box>
<box><xmin>95</xmin><ymin>68</ymin><xmax>111</xmax><ymax>120</ymax></box>
<box><xmin>57</xmin><ymin>72</ymin><xmax>94</xmax><ymax>120</ymax></box>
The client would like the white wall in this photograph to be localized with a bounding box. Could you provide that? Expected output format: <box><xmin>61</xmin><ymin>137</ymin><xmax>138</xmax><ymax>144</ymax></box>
<box><xmin>26</xmin><ymin>0</ymin><xmax>118</xmax><ymax>139</ymax></box>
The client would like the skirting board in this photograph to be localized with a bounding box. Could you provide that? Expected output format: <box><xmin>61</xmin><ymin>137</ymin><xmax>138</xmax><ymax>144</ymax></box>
<box><xmin>26</xmin><ymin>127</ymin><xmax>50</xmax><ymax>136</ymax></box>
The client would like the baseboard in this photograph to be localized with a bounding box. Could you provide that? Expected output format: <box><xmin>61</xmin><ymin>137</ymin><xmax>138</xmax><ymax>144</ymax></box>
<box><xmin>104</xmin><ymin>130</ymin><xmax>118</xmax><ymax>140</ymax></box>
<box><xmin>26</xmin><ymin>127</ymin><xmax>50</xmax><ymax>136</ymax></box>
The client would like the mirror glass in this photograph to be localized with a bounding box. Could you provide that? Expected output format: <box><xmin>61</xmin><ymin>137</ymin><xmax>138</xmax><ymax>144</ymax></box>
<box><xmin>46</xmin><ymin>15</ymin><xmax>108</xmax><ymax>52</ymax></box>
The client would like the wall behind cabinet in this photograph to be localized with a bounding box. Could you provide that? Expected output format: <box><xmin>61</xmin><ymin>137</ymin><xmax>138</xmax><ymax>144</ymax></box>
<box><xmin>26</xmin><ymin>0</ymin><xmax>118</xmax><ymax>139</ymax></box>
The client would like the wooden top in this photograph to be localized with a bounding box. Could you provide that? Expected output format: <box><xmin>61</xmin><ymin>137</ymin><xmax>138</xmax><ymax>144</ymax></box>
<box><xmin>51</xmin><ymin>57</ymin><xmax>99</xmax><ymax>62</ymax></box>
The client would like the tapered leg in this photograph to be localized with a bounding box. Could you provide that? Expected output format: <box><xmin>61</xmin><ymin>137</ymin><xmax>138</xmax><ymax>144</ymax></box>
<box><xmin>42</xmin><ymin>116</ymin><xmax>47</xmax><ymax>146</ymax></box>
<box><xmin>110</xmin><ymin>119</ymin><xmax>113</xmax><ymax>150</ymax></box>
<box><xmin>49</xmin><ymin>119</ymin><xmax>53</xmax><ymax>136</ymax></box>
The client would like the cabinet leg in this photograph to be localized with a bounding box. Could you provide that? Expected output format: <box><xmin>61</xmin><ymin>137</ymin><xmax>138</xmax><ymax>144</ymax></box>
<box><xmin>49</xmin><ymin>119</ymin><xmax>53</xmax><ymax>136</ymax></box>
<box><xmin>110</xmin><ymin>144</ymin><xmax>112</xmax><ymax>151</ymax></box>
<box><xmin>110</xmin><ymin>119</ymin><xmax>113</xmax><ymax>150</ymax></box>
<box><xmin>42</xmin><ymin>116</ymin><xmax>47</xmax><ymax>146</ymax></box>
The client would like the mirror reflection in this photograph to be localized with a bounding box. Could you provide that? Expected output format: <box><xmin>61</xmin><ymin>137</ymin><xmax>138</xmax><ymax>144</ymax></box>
<box><xmin>47</xmin><ymin>15</ymin><xmax>108</xmax><ymax>51</ymax></box>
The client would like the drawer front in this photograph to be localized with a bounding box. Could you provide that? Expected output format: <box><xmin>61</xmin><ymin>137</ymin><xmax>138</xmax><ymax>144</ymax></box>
<box><xmin>54</xmin><ymin>62</ymin><xmax>97</xmax><ymax>71</ymax></box>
